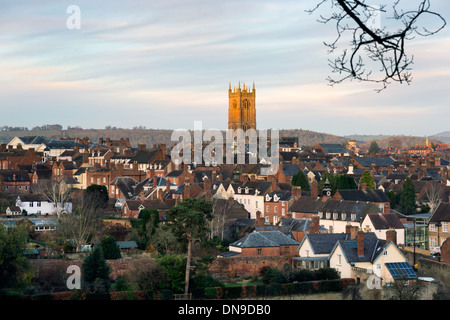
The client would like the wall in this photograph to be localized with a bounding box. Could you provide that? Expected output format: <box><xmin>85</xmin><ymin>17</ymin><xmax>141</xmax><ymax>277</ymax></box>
<box><xmin>209</xmin><ymin>256</ymin><xmax>292</xmax><ymax>277</ymax></box>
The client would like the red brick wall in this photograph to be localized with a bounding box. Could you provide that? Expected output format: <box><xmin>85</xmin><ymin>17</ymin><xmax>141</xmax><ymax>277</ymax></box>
<box><xmin>209</xmin><ymin>256</ymin><xmax>292</xmax><ymax>277</ymax></box>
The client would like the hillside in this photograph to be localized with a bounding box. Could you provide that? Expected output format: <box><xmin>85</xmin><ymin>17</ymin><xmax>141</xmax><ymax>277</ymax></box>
<box><xmin>0</xmin><ymin>128</ymin><xmax>444</xmax><ymax>149</ymax></box>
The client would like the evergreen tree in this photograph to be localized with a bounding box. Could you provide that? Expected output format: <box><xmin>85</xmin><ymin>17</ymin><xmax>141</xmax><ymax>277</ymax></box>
<box><xmin>360</xmin><ymin>170</ymin><xmax>375</xmax><ymax>190</ymax></box>
<box><xmin>292</xmin><ymin>170</ymin><xmax>310</xmax><ymax>191</ymax></box>
<box><xmin>81</xmin><ymin>246</ymin><xmax>111</xmax><ymax>293</ymax></box>
<box><xmin>0</xmin><ymin>224</ymin><xmax>32</xmax><ymax>289</ymax></box>
<box><xmin>335</xmin><ymin>174</ymin><xmax>357</xmax><ymax>190</ymax></box>
<box><xmin>368</xmin><ymin>141</ymin><xmax>380</xmax><ymax>154</ymax></box>
<box><xmin>398</xmin><ymin>177</ymin><xmax>416</xmax><ymax>215</ymax></box>
<box><xmin>167</xmin><ymin>198</ymin><xmax>213</xmax><ymax>294</ymax></box>
<box><xmin>100</xmin><ymin>236</ymin><xmax>122</xmax><ymax>260</ymax></box>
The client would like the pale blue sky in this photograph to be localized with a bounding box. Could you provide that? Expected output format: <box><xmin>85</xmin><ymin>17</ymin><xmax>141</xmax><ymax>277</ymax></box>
<box><xmin>0</xmin><ymin>1</ymin><xmax>449</xmax><ymax>137</ymax></box>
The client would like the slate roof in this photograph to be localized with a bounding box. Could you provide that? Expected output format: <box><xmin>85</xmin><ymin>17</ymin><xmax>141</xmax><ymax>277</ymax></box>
<box><xmin>17</xmin><ymin>136</ymin><xmax>48</xmax><ymax>145</ymax></box>
<box><xmin>353</xmin><ymin>156</ymin><xmax>395</xmax><ymax>167</ymax></box>
<box><xmin>319</xmin><ymin>199</ymin><xmax>381</xmax><ymax>221</ymax></box>
<box><xmin>229</xmin><ymin>230</ymin><xmax>299</xmax><ymax>248</ymax></box>
<box><xmin>279</xmin><ymin>218</ymin><xmax>311</xmax><ymax>232</ymax></box>
<box><xmin>282</xmin><ymin>163</ymin><xmax>301</xmax><ymax>177</ymax></box>
<box><xmin>336</xmin><ymin>189</ymin><xmax>390</xmax><ymax>203</ymax></box>
<box><xmin>335</xmin><ymin>236</ymin><xmax>386</xmax><ymax>263</ymax></box>
<box><xmin>290</xmin><ymin>197</ymin><xmax>324</xmax><ymax>213</ymax></box>
<box><xmin>429</xmin><ymin>202</ymin><xmax>450</xmax><ymax>223</ymax></box>
<box><xmin>265</xmin><ymin>190</ymin><xmax>292</xmax><ymax>202</ymax></box>
<box><xmin>366</xmin><ymin>213</ymin><xmax>405</xmax><ymax>230</ymax></box>
<box><xmin>131</xmin><ymin>148</ymin><xmax>160</xmax><ymax>164</ymax></box>
<box><xmin>318</xmin><ymin>144</ymin><xmax>347</xmax><ymax>154</ymax></box>
<box><xmin>234</xmin><ymin>181</ymin><xmax>272</xmax><ymax>196</ymax></box>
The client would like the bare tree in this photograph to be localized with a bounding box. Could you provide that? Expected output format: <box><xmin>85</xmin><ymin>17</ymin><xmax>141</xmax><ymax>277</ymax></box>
<box><xmin>36</xmin><ymin>177</ymin><xmax>73</xmax><ymax>218</ymax></box>
<box><xmin>425</xmin><ymin>181</ymin><xmax>443</xmax><ymax>213</ymax></box>
<box><xmin>308</xmin><ymin>0</ymin><xmax>446</xmax><ymax>91</ymax></box>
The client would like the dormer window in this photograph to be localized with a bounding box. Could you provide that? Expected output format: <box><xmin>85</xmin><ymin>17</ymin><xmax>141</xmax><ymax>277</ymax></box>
<box><xmin>351</xmin><ymin>213</ymin><xmax>356</xmax><ymax>221</ymax></box>
<box><xmin>342</xmin><ymin>213</ymin><xmax>347</xmax><ymax>220</ymax></box>
<box><xmin>333</xmin><ymin>212</ymin><xmax>338</xmax><ymax>220</ymax></box>
<box><xmin>238</xmin><ymin>187</ymin><xmax>242</xmax><ymax>193</ymax></box>
<box><xmin>318</xmin><ymin>211</ymin><xmax>323</xmax><ymax>218</ymax></box>
<box><xmin>245</xmin><ymin>187</ymin><xmax>249</xmax><ymax>194</ymax></box>
<box><xmin>326</xmin><ymin>212</ymin><xmax>331</xmax><ymax>219</ymax></box>
<box><xmin>265</xmin><ymin>194</ymin><xmax>271</xmax><ymax>202</ymax></box>
<box><xmin>273</xmin><ymin>194</ymin><xmax>279</xmax><ymax>202</ymax></box>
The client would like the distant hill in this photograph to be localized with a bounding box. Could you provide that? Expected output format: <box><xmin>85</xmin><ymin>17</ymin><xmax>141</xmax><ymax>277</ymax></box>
<box><xmin>0</xmin><ymin>128</ymin><xmax>445</xmax><ymax>149</ymax></box>
<box><xmin>429</xmin><ymin>131</ymin><xmax>450</xmax><ymax>143</ymax></box>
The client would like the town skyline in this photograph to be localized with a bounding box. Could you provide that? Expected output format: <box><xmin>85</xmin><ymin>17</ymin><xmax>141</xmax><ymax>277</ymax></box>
<box><xmin>1</xmin><ymin>2</ymin><xmax>449</xmax><ymax>137</ymax></box>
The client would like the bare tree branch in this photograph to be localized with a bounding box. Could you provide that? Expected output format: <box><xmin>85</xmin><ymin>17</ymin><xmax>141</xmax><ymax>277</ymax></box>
<box><xmin>308</xmin><ymin>0</ymin><xmax>446</xmax><ymax>91</ymax></box>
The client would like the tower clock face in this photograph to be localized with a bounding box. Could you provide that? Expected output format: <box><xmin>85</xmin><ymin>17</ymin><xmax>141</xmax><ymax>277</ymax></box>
<box><xmin>326</xmin><ymin>190</ymin><xmax>331</xmax><ymax>196</ymax></box>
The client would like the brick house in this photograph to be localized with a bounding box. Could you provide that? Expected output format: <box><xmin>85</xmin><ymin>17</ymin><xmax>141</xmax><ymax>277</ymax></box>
<box><xmin>263</xmin><ymin>189</ymin><xmax>293</xmax><ymax>225</ymax></box>
<box><xmin>224</xmin><ymin>230</ymin><xmax>299</xmax><ymax>257</ymax></box>
<box><xmin>0</xmin><ymin>170</ymin><xmax>32</xmax><ymax>194</ymax></box>
<box><xmin>428</xmin><ymin>202</ymin><xmax>450</xmax><ymax>254</ymax></box>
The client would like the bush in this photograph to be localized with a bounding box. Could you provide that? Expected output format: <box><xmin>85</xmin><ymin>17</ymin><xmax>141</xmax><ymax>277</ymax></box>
<box><xmin>205</xmin><ymin>287</ymin><xmax>218</xmax><ymax>299</ymax></box>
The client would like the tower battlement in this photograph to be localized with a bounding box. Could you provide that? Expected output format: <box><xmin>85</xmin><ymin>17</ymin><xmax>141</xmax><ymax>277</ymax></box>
<box><xmin>228</xmin><ymin>82</ymin><xmax>257</xmax><ymax>131</ymax></box>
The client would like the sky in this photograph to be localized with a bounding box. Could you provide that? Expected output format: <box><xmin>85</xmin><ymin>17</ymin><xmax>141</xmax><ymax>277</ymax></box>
<box><xmin>0</xmin><ymin>0</ymin><xmax>449</xmax><ymax>137</ymax></box>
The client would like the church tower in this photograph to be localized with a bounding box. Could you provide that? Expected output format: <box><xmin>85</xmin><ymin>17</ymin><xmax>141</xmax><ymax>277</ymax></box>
<box><xmin>228</xmin><ymin>82</ymin><xmax>256</xmax><ymax>131</ymax></box>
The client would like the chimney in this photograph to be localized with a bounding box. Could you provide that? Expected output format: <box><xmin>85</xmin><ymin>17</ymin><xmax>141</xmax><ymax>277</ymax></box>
<box><xmin>160</xmin><ymin>144</ymin><xmax>166</xmax><ymax>159</ymax></box>
<box><xmin>212</xmin><ymin>170</ymin><xmax>217</xmax><ymax>182</ymax></box>
<box><xmin>184</xmin><ymin>176</ymin><xmax>191</xmax><ymax>199</ymax></box>
<box><xmin>153</xmin><ymin>176</ymin><xmax>157</xmax><ymax>189</ymax></box>
<box><xmin>138</xmin><ymin>143</ymin><xmax>146</xmax><ymax>151</ymax></box>
<box><xmin>386</xmin><ymin>228</ymin><xmax>397</xmax><ymax>246</ymax></box>
<box><xmin>309</xmin><ymin>215</ymin><xmax>320</xmax><ymax>234</ymax></box>
<box><xmin>256</xmin><ymin>211</ymin><xmax>264</xmax><ymax>227</ymax></box>
<box><xmin>204</xmin><ymin>177</ymin><xmax>211</xmax><ymax>200</ymax></box>
<box><xmin>357</xmin><ymin>231</ymin><xmax>365</xmax><ymax>257</ymax></box>
<box><xmin>311</xmin><ymin>180</ymin><xmax>318</xmax><ymax>198</ymax></box>
<box><xmin>292</xmin><ymin>186</ymin><xmax>302</xmax><ymax>200</ymax></box>
<box><xmin>349</xmin><ymin>225</ymin><xmax>358</xmax><ymax>240</ymax></box>
<box><xmin>166</xmin><ymin>177</ymin><xmax>171</xmax><ymax>192</ymax></box>
<box><xmin>271</xmin><ymin>177</ymin><xmax>277</xmax><ymax>192</ymax></box>
<box><xmin>158</xmin><ymin>188</ymin><xmax>163</xmax><ymax>201</ymax></box>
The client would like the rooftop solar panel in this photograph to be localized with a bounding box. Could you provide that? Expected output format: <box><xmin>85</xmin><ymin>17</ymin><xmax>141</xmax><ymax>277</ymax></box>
<box><xmin>385</xmin><ymin>262</ymin><xmax>417</xmax><ymax>280</ymax></box>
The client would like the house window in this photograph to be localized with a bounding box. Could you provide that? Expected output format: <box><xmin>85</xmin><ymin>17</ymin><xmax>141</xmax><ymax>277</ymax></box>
<box><xmin>274</xmin><ymin>206</ymin><xmax>277</xmax><ymax>213</ymax></box>
<box><xmin>255</xmin><ymin>201</ymin><xmax>258</xmax><ymax>208</ymax></box>
<box><xmin>37</xmin><ymin>202</ymin><xmax>41</xmax><ymax>207</ymax></box>
<box><xmin>333</xmin><ymin>212</ymin><xmax>338</xmax><ymax>220</ymax></box>
<box><xmin>326</xmin><ymin>212</ymin><xmax>331</xmax><ymax>219</ymax></box>
<box><xmin>257</xmin><ymin>248</ymin><xmax>262</xmax><ymax>255</ymax></box>
<box><xmin>430</xmin><ymin>237</ymin><xmax>437</xmax><ymax>248</ymax></box>
<box><xmin>342</xmin><ymin>213</ymin><xmax>347</xmax><ymax>220</ymax></box>
<box><xmin>430</xmin><ymin>224</ymin><xmax>436</xmax><ymax>232</ymax></box>
<box><xmin>282</xmin><ymin>208</ymin><xmax>285</xmax><ymax>216</ymax></box>
<box><xmin>337</xmin><ymin>254</ymin><xmax>342</xmax><ymax>266</ymax></box>
<box><xmin>266</xmin><ymin>205</ymin><xmax>269</xmax><ymax>213</ymax></box>
<box><xmin>351</xmin><ymin>214</ymin><xmax>356</xmax><ymax>221</ymax></box>
<box><xmin>30</xmin><ymin>202</ymin><xmax>34</xmax><ymax>207</ymax></box>
<box><xmin>443</xmin><ymin>222</ymin><xmax>448</xmax><ymax>233</ymax></box>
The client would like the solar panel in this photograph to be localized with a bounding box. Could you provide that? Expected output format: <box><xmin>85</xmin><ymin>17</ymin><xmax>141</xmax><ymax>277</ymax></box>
<box><xmin>385</xmin><ymin>262</ymin><xmax>417</xmax><ymax>280</ymax></box>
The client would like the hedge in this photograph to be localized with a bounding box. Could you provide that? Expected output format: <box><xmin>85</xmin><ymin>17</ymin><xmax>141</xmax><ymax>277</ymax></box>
<box><xmin>199</xmin><ymin>278</ymin><xmax>355</xmax><ymax>299</ymax></box>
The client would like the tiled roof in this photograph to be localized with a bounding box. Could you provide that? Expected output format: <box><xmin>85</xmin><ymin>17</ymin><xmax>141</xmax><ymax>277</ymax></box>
<box><xmin>230</xmin><ymin>230</ymin><xmax>299</xmax><ymax>248</ymax></box>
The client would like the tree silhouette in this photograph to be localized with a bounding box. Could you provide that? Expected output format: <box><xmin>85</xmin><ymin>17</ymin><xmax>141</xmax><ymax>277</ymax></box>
<box><xmin>308</xmin><ymin>0</ymin><xmax>446</xmax><ymax>91</ymax></box>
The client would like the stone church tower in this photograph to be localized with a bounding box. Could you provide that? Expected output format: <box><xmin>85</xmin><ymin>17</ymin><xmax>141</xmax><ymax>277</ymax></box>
<box><xmin>228</xmin><ymin>82</ymin><xmax>256</xmax><ymax>131</ymax></box>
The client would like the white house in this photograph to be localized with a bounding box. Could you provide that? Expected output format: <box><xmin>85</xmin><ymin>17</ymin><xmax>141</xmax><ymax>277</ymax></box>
<box><xmin>361</xmin><ymin>213</ymin><xmax>405</xmax><ymax>245</ymax></box>
<box><xmin>329</xmin><ymin>230</ymin><xmax>416</xmax><ymax>285</ymax></box>
<box><xmin>16</xmin><ymin>195</ymin><xmax>72</xmax><ymax>216</ymax></box>
<box><xmin>232</xmin><ymin>181</ymin><xmax>272</xmax><ymax>219</ymax></box>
